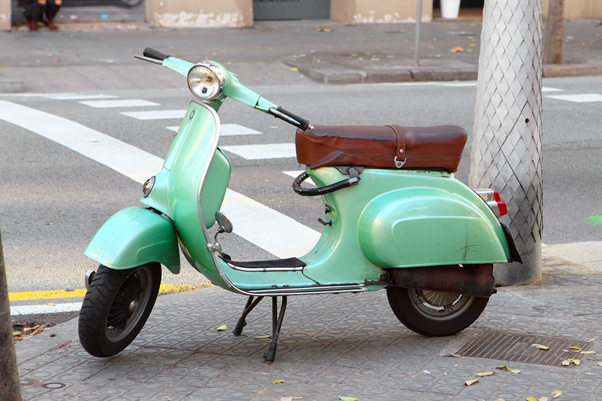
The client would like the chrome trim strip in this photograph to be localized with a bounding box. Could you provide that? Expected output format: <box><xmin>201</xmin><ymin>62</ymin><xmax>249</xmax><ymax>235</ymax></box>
<box><xmin>225</xmin><ymin>262</ymin><xmax>305</xmax><ymax>273</ymax></box>
<box><xmin>244</xmin><ymin>284</ymin><xmax>366</xmax><ymax>296</ymax></box>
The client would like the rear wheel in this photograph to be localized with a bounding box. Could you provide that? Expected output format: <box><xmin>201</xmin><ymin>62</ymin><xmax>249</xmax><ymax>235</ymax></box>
<box><xmin>78</xmin><ymin>263</ymin><xmax>161</xmax><ymax>357</ymax></box>
<box><xmin>386</xmin><ymin>286</ymin><xmax>488</xmax><ymax>336</ymax></box>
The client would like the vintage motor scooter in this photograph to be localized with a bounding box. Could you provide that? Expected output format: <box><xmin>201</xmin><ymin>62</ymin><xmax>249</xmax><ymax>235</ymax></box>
<box><xmin>78</xmin><ymin>48</ymin><xmax>521</xmax><ymax>362</ymax></box>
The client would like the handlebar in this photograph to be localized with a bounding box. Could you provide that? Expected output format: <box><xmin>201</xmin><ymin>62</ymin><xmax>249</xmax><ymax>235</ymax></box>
<box><xmin>143</xmin><ymin>47</ymin><xmax>170</xmax><ymax>61</ymax></box>
<box><xmin>269</xmin><ymin>107</ymin><xmax>311</xmax><ymax>131</ymax></box>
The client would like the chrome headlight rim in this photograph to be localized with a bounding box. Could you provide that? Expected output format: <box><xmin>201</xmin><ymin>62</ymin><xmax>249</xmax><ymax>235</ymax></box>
<box><xmin>187</xmin><ymin>62</ymin><xmax>226</xmax><ymax>101</ymax></box>
<box><xmin>142</xmin><ymin>176</ymin><xmax>155</xmax><ymax>198</ymax></box>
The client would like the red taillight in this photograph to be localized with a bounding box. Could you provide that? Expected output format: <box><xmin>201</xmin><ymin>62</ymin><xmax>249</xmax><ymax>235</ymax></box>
<box><xmin>493</xmin><ymin>191</ymin><xmax>508</xmax><ymax>216</ymax></box>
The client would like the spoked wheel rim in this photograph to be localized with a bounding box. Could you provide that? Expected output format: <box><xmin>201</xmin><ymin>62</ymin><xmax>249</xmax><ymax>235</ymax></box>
<box><xmin>409</xmin><ymin>289</ymin><xmax>474</xmax><ymax>320</ymax></box>
<box><xmin>105</xmin><ymin>266</ymin><xmax>154</xmax><ymax>343</ymax></box>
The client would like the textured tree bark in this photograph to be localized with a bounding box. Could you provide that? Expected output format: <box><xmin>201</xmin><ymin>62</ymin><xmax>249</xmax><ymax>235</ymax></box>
<box><xmin>470</xmin><ymin>0</ymin><xmax>543</xmax><ymax>285</ymax></box>
<box><xmin>0</xmin><ymin>229</ymin><xmax>22</xmax><ymax>401</ymax></box>
<box><xmin>543</xmin><ymin>0</ymin><xmax>564</xmax><ymax>64</ymax></box>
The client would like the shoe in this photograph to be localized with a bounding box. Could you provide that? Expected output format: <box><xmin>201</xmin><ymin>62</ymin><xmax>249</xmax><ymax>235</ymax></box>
<box><xmin>45</xmin><ymin>17</ymin><xmax>58</xmax><ymax>31</ymax></box>
<box><xmin>28</xmin><ymin>19</ymin><xmax>38</xmax><ymax>31</ymax></box>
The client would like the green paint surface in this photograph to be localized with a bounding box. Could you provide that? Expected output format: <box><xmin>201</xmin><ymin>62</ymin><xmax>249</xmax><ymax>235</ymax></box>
<box><xmin>585</xmin><ymin>215</ymin><xmax>602</xmax><ymax>226</ymax></box>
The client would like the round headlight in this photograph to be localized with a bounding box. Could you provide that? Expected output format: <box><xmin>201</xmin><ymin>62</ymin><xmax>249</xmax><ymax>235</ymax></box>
<box><xmin>142</xmin><ymin>176</ymin><xmax>155</xmax><ymax>198</ymax></box>
<box><xmin>187</xmin><ymin>63</ymin><xmax>225</xmax><ymax>100</ymax></box>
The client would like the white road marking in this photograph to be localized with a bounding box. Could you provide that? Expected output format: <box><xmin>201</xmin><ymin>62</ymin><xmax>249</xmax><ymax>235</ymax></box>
<box><xmin>121</xmin><ymin>109</ymin><xmax>187</xmax><ymax>120</ymax></box>
<box><xmin>440</xmin><ymin>82</ymin><xmax>477</xmax><ymax>87</ymax></box>
<box><xmin>1</xmin><ymin>100</ymin><xmax>319</xmax><ymax>287</ymax></box>
<box><xmin>45</xmin><ymin>94</ymin><xmax>120</xmax><ymax>100</ymax></box>
<box><xmin>542</xmin><ymin>87</ymin><xmax>563</xmax><ymax>93</ymax></box>
<box><xmin>546</xmin><ymin>94</ymin><xmax>602</xmax><ymax>103</ymax></box>
<box><xmin>166</xmin><ymin>123</ymin><xmax>263</xmax><ymax>136</ymax></box>
<box><xmin>221</xmin><ymin>143</ymin><xmax>296</xmax><ymax>160</ymax></box>
<box><xmin>79</xmin><ymin>99</ymin><xmax>159</xmax><ymax>108</ymax></box>
<box><xmin>11</xmin><ymin>302</ymin><xmax>82</xmax><ymax>316</ymax></box>
<box><xmin>0</xmin><ymin>100</ymin><xmax>162</xmax><ymax>183</ymax></box>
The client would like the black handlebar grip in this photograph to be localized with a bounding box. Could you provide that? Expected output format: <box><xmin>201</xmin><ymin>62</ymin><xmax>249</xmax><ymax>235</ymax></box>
<box><xmin>143</xmin><ymin>47</ymin><xmax>170</xmax><ymax>61</ymax></box>
<box><xmin>276</xmin><ymin>107</ymin><xmax>311</xmax><ymax>131</ymax></box>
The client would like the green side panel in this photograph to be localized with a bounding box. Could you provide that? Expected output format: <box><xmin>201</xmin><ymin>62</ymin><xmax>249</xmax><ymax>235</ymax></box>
<box><xmin>84</xmin><ymin>207</ymin><xmax>180</xmax><ymax>273</ymax></box>
<box><xmin>358</xmin><ymin>188</ymin><xmax>509</xmax><ymax>267</ymax></box>
<box><xmin>300</xmin><ymin>168</ymin><xmax>511</xmax><ymax>285</ymax></box>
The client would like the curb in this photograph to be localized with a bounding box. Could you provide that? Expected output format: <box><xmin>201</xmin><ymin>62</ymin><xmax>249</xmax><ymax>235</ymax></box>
<box><xmin>0</xmin><ymin>77</ymin><xmax>24</xmax><ymax>93</ymax></box>
<box><xmin>287</xmin><ymin>60</ymin><xmax>602</xmax><ymax>85</ymax></box>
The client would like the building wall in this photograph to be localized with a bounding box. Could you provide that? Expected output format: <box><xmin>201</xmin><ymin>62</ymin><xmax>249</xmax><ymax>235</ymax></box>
<box><xmin>145</xmin><ymin>0</ymin><xmax>252</xmax><ymax>29</ymax></box>
<box><xmin>0</xmin><ymin>0</ymin><xmax>10</xmax><ymax>31</ymax></box>
<box><xmin>543</xmin><ymin>0</ymin><xmax>602</xmax><ymax>20</ymax></box>
<box><xmin>331</xmin><ymin>0</ymin><xmax>433</xmax><ymax>24</ymax></box>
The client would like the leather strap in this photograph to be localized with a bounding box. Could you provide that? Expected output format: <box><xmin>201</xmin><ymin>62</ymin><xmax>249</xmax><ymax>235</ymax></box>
<box><xmin>387</xmin><ymin>124</ymin><xmax>406</xmax><ymax>168</ymax></box>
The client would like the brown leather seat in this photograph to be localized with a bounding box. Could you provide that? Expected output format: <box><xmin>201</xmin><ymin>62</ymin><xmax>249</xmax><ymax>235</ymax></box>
<box><xmin>295</xmin><ymin>124</ymin><xmax>468</xmax><ymax>172</ymax></box>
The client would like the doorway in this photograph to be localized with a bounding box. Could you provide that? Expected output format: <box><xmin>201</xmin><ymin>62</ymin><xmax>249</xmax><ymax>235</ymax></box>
<box><xmin>433</xmin><ymin>0</ymin><xmax>484</xmax><ymax>20</ymax></box>
<box><xmin>253</xmin><ymin>0</ymin><xmax>331</xmax><ymax>21</ymax></box>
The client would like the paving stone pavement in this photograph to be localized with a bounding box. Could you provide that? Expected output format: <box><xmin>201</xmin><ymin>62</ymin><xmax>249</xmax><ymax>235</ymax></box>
<box><xmin>15</xmin><ymin>255</ymin><xmax>602</xmax><ymax>401</ymax></box>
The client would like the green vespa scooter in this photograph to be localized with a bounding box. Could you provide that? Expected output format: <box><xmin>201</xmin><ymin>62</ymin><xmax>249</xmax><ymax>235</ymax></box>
<box><xmin>78</xmin><ymin>48</ymin><xmax>521</xmax><ymax>362</ymax></box>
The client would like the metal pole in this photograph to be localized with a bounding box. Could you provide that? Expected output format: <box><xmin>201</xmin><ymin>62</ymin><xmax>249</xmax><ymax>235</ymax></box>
<box><xmin>414</xmin><ymin>0</ymin><xmax>423</xmax><ymax>66</ymax></box>
<box><xmin>0</xmin><ymin>229</ymin><xmax>22</xmax><ymax>401</ymax></box>
<box><xmin>470</xmin><ymin>0</ymin><xmax>543</xmax><ymax>285</ymax></box>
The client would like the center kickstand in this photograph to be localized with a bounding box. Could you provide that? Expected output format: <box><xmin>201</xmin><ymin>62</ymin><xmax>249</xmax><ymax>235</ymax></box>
<box><xmin>233</xmin><ymin>295</ymin><xmax>264</xmax><ymax>336</ymax></box>
<box><xmin>263</xmin><ymin>296</ymin><xmax>288</xmax><ymax>363</ymax></box>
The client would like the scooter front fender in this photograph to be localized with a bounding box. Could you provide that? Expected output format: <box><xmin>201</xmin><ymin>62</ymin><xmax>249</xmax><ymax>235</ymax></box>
<box><xmin>85</xmin><ymin>207</ymin><xmax>180</xmax><ymax>273</ymax></box>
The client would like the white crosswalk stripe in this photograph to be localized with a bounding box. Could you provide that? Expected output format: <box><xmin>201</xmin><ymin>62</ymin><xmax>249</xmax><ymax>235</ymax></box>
<box><xmin>121</xmin><ymin>109</ymin><xmax>187</xmax><ymax>120</ymax></box>
<box><xmin>546</xmin><ymin>94</ymin><xmax>602</xmax><ymax>103</ymax></box>
<box><xmin>166</xmin><ymin>123</ymin><xmax>262</xmax><ymax>136</ymax></box>
<box><xmin>45</xmin><ymin>94</ymin><xmax>120</xmax><ymax>100</ymax></box>
<box><xmin>80</xmin><ymin>99</ymin><xmax>159</xmax><ymax>108</ymax></box>
<box><xmin>221</xmin><ymin>143</ymin><xmax>296</xmax><ymax>160</ymax></box>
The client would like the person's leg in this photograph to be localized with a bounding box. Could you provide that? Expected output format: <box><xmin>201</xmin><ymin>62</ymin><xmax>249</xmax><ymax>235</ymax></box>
<box><xmin>45</xmin><ymin>0</ymin><xmax>61</xmax><ymax>31</ymax></box>
<box><xmin>24</xmin><ymin>2</ymin><xmax>45</xmax><ymax>31</ymax></box>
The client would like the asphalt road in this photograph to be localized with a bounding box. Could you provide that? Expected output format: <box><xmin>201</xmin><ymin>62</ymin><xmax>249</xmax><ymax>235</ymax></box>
<box><xmin>1</xmin><ymin>75</ymin><xmax>601</xmax><ymax>324</ymax></box>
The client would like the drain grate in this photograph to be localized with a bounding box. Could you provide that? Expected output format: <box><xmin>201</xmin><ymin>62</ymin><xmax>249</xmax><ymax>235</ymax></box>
<box><xmin>456</xmin><ymin>331</ymin><xmax>593</xmax><ymax>366</ymax></box>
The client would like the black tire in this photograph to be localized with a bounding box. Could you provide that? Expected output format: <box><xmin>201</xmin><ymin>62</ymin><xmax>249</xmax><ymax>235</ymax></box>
<box><xmin>386</xmin><ymin>286</ymin><xmax>489</xmax><ymax>336</ymax></box>
<box><xmin>78</xmin><ymin>263</ymin><xmax>161</xmax><ymax>357</ymax></box>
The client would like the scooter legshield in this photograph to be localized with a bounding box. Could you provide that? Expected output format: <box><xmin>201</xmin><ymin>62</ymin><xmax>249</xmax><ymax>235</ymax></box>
<box><xmin>84</xmin><ymin>207</ymin><xmax>180</xmax><ymax>273</ymax></box>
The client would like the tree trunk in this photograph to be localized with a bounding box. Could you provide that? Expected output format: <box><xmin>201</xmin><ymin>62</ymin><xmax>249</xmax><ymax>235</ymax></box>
<box><xmin>543</xmin><ymin>0</ymin><xmax>564</xmax><ymax>64</ymax></box>
<box><xmin>0</xmin><ymin>229</ymin><xmax>22</xmax><ymax>401</ymax></box>
<box><xmin>470</xmin><ymin>0</ymin><xmax>544</xmax><ymax>285</ymax></box>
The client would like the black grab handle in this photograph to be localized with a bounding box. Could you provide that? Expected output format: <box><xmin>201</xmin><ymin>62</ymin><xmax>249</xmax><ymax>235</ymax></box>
<box><xmin>143</xmin><ymin>47</ymin><xmax>170</xmax><ymax>61</ymax></box>
<box><xmin>293</xmin><ymin>172</ymin><xmax>360</xmax><ymax>197</ymax></box>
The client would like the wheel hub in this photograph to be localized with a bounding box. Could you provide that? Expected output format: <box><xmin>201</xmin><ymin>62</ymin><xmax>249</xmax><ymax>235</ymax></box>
<box><xmin>410</xmin><ymin>289</ymin><xmax>471</xmax><ymax>318</ymax></box>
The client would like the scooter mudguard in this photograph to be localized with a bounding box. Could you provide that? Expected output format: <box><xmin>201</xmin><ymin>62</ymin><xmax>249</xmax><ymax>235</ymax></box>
<box><xmin>358</xmin><ymin>187</ymin><xmax>509</xmax><ymax>268</ymax></box>
<box><xmin>84</xmin><ymin>206</ymin><xmax>180</xmax><ymax>273</ymax></box>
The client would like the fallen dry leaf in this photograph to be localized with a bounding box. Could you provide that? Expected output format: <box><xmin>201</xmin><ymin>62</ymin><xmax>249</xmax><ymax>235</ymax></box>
<box><xmin>496</xmin><ymin>365</ymin><xmax>510</xmax><ymax>371</ymax></box>
<box><xmin>511</xmin><ymin>369</ymin><xmax>521</xmax><ymax>374</ymax></box>
<box><xmin>317</xmin><ymin>27</ymin><xmax>333</xmax><ymax>32</ymax></box>
<box><xmin>216</xmin><ymin>324</ymin><xmax>227</xmax><ymax>331</ymax></box>
<box><xmin>494</xmin><ymin>399</ymin><xmax>506</xmax><ymax>401</ymax></box>
<box><xmin>552</xmin><ymin>390</ymin><xmax>562</xmax><ymax>399</ymax></box>
<box><xmin>598</xmin><ymin>362</ymin><xmax>602</xmax><ymax>367</ymax></box>
<box><xmin>584</xmin><ymin>372</ymin><xmax>592</xmax><ymax>375</ymax></box>
<box><xmin>449</xmin><ymin>353</ymin><xmax>461</xmax><ymax>358</ymax></box>
<box><xmin>465</xmin><ymin>379</ymin><xmax>479</xmax><ymax>386</ymax></box>
<box><xmin>256</xmin><ymin>335</ymin><xmax>272</xmax><ymax>339</ymax></box>
<box><xmin>540</xmin><ymin>397</ymin><xmax>549</xmax><ymax>401</ymax></box>
<box><xmin>477</xmin><ymin>372</ymin><xmax>495</xmax><ymax>377</ymax></box>
<box><xmin>569</xmin><ymin>345</ymin><xmax>581</xmax><ymax>350</ymax></box>
<box><xmin>450</xmin><ymin>46</ymin><xmax>464</xmax><ymax>52</ymax></box>
<box><xmin>47</xmin><ymin>302</ymin><xmax>56</xmax><ymax>306</ymax></box>
<box><xmin>338</xmin><ymin>397</ymin><xmax>358</xmax><ymax>401</ymax></box>
<box><xmin>526</xmin><ymin>397</ymin><xmax>537</xmax><ymax>401</ymax></box>
<box><xmin>573</xmin><ymin>359</ymin><xmax>581</xmax><ymax>365</ymax></box>
<box><xmin>272</xmin><ymin>379</ymin><xmax>286</xmax><ymax>384</ymax></box>
<box><xmin>562</xmin><ymin>359</ymin><xmax>571</xmax><ymax>366</ymax></box>
<box><xmin>533</xmin><ymin>344</ymin><xmax>550</xmax><ymax>350</ymax></box>
<box><xmin>290</xmin><ymin>67</ymin><xmax>298</xmax><ymax>71</ymax></box>
<box><xmin>588</xmin><ymin>338</ymin><xmax>595</xmax><ymax>342</ymax></box>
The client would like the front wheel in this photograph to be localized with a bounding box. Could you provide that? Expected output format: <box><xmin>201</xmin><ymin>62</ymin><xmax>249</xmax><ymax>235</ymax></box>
<box><xmin>386</xmin><ymin>286</ymin><xmax>489</xmax><ymax>336</ymax></box>
<box><xmin>78</xmin><ymin>263</ymin><xmax>161</xmax><ymax>357</ymax></box>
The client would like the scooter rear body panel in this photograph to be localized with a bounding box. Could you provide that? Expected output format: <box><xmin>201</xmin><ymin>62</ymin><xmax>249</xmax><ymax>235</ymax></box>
<box><xmin>300</xmin><ymin>167</ymin><xmax>511</xmax><ymax>285</ymax></box>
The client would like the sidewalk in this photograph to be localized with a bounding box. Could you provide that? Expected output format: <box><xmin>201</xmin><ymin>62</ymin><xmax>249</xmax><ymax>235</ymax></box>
<box><xmin>1</xmin><ymin>19</ymin><xmax>602</xmax><ymax>93</ymax></box>
<box><xmin>14</xmin><ymin>242</ymin><xmax>602</xmax><ymax>400</ymax></box>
